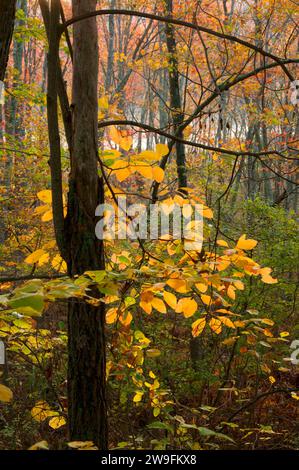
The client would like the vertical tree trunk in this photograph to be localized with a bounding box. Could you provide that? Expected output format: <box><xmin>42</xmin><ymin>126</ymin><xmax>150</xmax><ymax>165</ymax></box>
<box><xmin>165</xmin><ymin>0</ymin><xmax>187</xmax><ymax>191</ymax></box>
<box><xmin>0</xmin><ymin>0</ymin><xmax>17</xmax><ymax>243</ymax></box>
<box><xmin>66</xmin><ymin>0</ymin><xmax>107</xmax><ymax>449</ymax></box>
<box><xmin>0</xmin><ymin>0</ymin><xmax>16</xmax><ymax>81</ymax></box>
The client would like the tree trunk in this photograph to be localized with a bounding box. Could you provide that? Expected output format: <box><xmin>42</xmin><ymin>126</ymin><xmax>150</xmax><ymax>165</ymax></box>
<box><xmin>0</xmin><ymin>0</ymin><xmax>16</xmax><ymax>81</ymax></box>
<box><xmin>0</xmin><ymin>0</ymin><xmax>16</xmax><ymax>243</ymax></box>
<box><xmin>65</xmin><ymin>0</ymin><xmax>107</xmax><ymax>449</ymax></box>
<box><xmin>164</xmin><ymin>0</ymin><xmax>187</xmax><ymax>191</ymax></box>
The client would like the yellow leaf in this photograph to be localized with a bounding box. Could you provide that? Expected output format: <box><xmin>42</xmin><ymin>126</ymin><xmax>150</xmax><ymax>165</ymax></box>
<box><xmin>120</xmin><ymin>311</ymin><xmax>133</xmax><ymax>326</ymax></box>
<box><xmin>217</xmin><ymin>316</ymin><xmax>236</xmax><ymax>329</ymax></box>
<box><xmin>234</xmin><ymin>320</ymin><xmax>245</xmax><ymax>327</ymax></box>
<box><xmin>115</xmin><ymin>167</ymin><xmax>131</xmax><ymax>182</ymax></box>
<box><xmin>182</xmin><ymin>204</ymin><xmax>193</xmax><ymax>218</ymax></box>
<box><xmin>216</xmin><ymin>309</ymin><xmax>235</xmax><ymax>315</ymax></box>
<box><xmin>167</xmin><ymin>278</ymin><xmax>189</xmax><ymax>293</ymax></box>
<box><xmin>269</xmin><ymin>376</ymin><xmax>276</xmax><ymax>384</ymax></box>
<box><xmin>29</xmin><ymin>441</ymin><xmax>49</xmax><ymax>451</ymax></box>
<box><xmin>109</xmin><ymin>126</ymin><xmax>132</xmax><ymax>151</ymax></box>
<box><xmin>236</xmin><ymin>234</ymin><xmax>258</xmax><ymax>251</ymax></box>
<box><xmin>233</xmin><ymin>280</ymin><xmax>244</xmax><ymax>290</ymax></box>
<box><xmin>280</xmin><ymin>331</ymin><xmax>289</xmax><ymax>338</ymax></box>
<box><xmin>227</xmin><ymin>285</ymin><xmax>236</xmax><ymax>300</ymax></box>
<box><xmin>98</xmin><ymin>95</ymin><xmax>109</xmax><ymax>109</ymax></box>
<box><xmin>140</xmin><ymin>300</ymin><xmax>152</xmax><ymax>315</ymax></box>
<box><xmin>146</xmin><ymin>349</ymin><xmax>161</xmax><ymax>357</ymax></box>
<box><xmin>217</xmin><ymin>240</ymin><xmax>229</xmax><ymax>247</ymax></box>
<box><xmin>222</xmin><ymin>337</ymin><xmax>238</xmax><ymax>346</ymax></box>
<box><xmin>202</xmin><ymin>207</ymin><xmax>213</xmax><ymax>219</ymax></box>
<box><xmin>35</xmin><ymin>204</ymin><xmax>50</xmax><ymax>215</ymax></box>
<box><xmin>156</xmin><ymin>143</ymin><xmax>169</xmax><ymax>158</ymax></box>
<box><xmin>151</xmin><ymin>297</ymin><xmax>167</xmax><ymax>314</ymax></box>
<box><xmin>43</xmin><ymin>240</ymin><xmax>56</xmax><ymax>249</ymax></box>
<box><xmin>25</xmin><ymin>249</ymin><xmax>47</xmax><ymax>265</ymax></box>
<box><xmin>163</xmin><ymin>291</ymin><xmax>177</xmax><ymax>310</ymax></box>
<box><xmin>153</xmin><ymin>407</ymin><xmax>160</xmax><ymax>417</ymax></box>
<box><xmin>195</xmin><ymin>283</ymin><xmax>208</xmax><ymax>293</ymax></box>
<box><xmin>31</xmin><ymin>401</ymin><xmax>55</xmax><ymax>422</ymax></box>
<box><xmin>261</xmin><ymin>274</ymin><xmax>278</xmax><ymax>284</ymax></box>
<box><xmin>261</xmin><ymin>318</ymin><xmax>274</xmax><ymax>326</ymax></box>
<box><xmin>133</xmin><ymin>391</ymin><xmax>144</xmax><ymax>402</ymax></box>
<box><xmin>137</xmin><ymin>150</ymin><xmax>160</xmax><ymax>161</ymax></box>
<box><xmin>106</xmin><ymin>307</ymin><xmax>118</xmax><ymax>324</ymax></box>
<box><xmin>209</xmin><ymin>318</ymin><xmax>222</xmax><ymax>334</ymax></box>
<box><xmin>102</xmin><ymin>149</ymin><xmax>122</xmax><ymax>159</ymax></box>
<box><xmin>41</xmin><ymin>210</ymin><xmax>53</xmax><ymax>222</ymax></box>
<box><xmin>49</xmin><ymin>416</ymin><xmax>66</xmax><ymax>429</ymax></box>
<box><xmin>201</xmin><ymin>294</ymin><xmax>212</xmax><ymax>306</ymax></box>
<box><xmin>51</xmin><ymin>255</ymin><xmax>67</xmax><ymax>273</ymax></box>
<box><xmin>106</xmin><ymin>360</ymin><xmax>113</xmax><ymax>379</ymax></box>
<box><xmin>152</xmin><ymin>166</ymin><xmax>165</xmax><ymax>183</ymax></box>
<box><xmin>68</xmin><ymin>441</ymin><xmax>97</xmax><ymax>449</ymax></box>
<box><xmin>38</xmin><ymin>253</ymin><xmax>50</xmax><ymax>267</ymax></box>
<box><xmin>217</xmin><ymin>259</ymin><xmax>231</xmax><ymax>272</ymax></box>
<box><xmin>176</xmin><ymin>297</ymin><xmax>197</xmax><ymax>318</ymax></box>
<box><xmin>37</xmin><ymin>190</ymin><xmax>52</xmax><ymax>204</ymax></box>
<box><xmin>136</xmin><ymin>165</ymin><xmax>153</xmax><ymax>179</ymax></box>
<box><xmin>192</xmin><ymin>318</ymin><xmax>206</xmax><ymax>337</ymax></box>
<box><xmin>0</xmin><ymin>384</ymin><xmax>13</xmax><ymax>403</ymax></box>
<box><xmin>120</xmin><ymin>134</ymin><xmax>133</xmax><ymax>152</ymax></box>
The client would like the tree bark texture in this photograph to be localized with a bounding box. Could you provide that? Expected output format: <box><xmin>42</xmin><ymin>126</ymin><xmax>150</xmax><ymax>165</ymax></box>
<box><xmin>0</xmin><ymin>0</ymin><xmax>16</xmax><ymax>81</ymax></box>
<box><xmin>66</xmin><ymin>0</ymin><xmax>107</xmax><ymax>449</ymax></box>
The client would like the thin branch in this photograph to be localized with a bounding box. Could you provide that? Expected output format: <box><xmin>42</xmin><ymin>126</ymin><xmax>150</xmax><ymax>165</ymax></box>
<box><xmin>61</xmin><ymin>9</ymin><xmax>296</xmax><ymax>80</ymax></box>
<box><xmin>225</xmin><ymin>388</ymin><xmax>299</xmax><ymax>423</ymax></box>
<box><xmin>0</xmin><ymin>274</ymin><xmax>66</xmax><ymax>283</ymax></box>
<box><xmin>59</xmin><ymin>0</ymin><xmax>73</xmax><ymax>62</ymax></box>
<box><xmin>98</xmin><ymin>119</ymin><xmax>298</xmax><ymax>159</ymax></box>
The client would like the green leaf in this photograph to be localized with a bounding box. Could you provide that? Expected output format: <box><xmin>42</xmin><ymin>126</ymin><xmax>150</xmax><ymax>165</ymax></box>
<box><xmin>147</xmin><ymin>421</ymin><xmax>174</xmax><ymax>434</ymax></box>
<box><xmin>9</xmin><ymin>293</ymin><xmax>44</xmax><ymax>316</ymax></box>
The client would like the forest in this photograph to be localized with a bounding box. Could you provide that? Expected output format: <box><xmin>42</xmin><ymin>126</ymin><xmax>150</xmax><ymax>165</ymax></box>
<box><xmin>0</xmin><ymin>0</ymin><xmax>298</xmax><ymax>455</ymax></box>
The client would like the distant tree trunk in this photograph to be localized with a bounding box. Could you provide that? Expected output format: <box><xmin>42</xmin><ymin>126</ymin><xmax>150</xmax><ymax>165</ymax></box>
<box><xmin>8</xmin><ymin>0</ymin><xmax>26</xmax><ymax>140</ymax></box>
<box><xmin>164</xmin><ymin>0</ymin><xmax>187</xmax><ymax>191</ymax></box>
<box><xmin>66</xmin><ymin>0</ymin><xmax>107</xmax><ymax>449</ymax></box>
<box><xmin>158</xmin><ymin>23</ymin><xmax>168</xmax><ymax>144</ymax></box>
<box><xmin>105</xmin><ymin>0</ymin><xmax>115</xmax><ymax>93</ymax></box>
